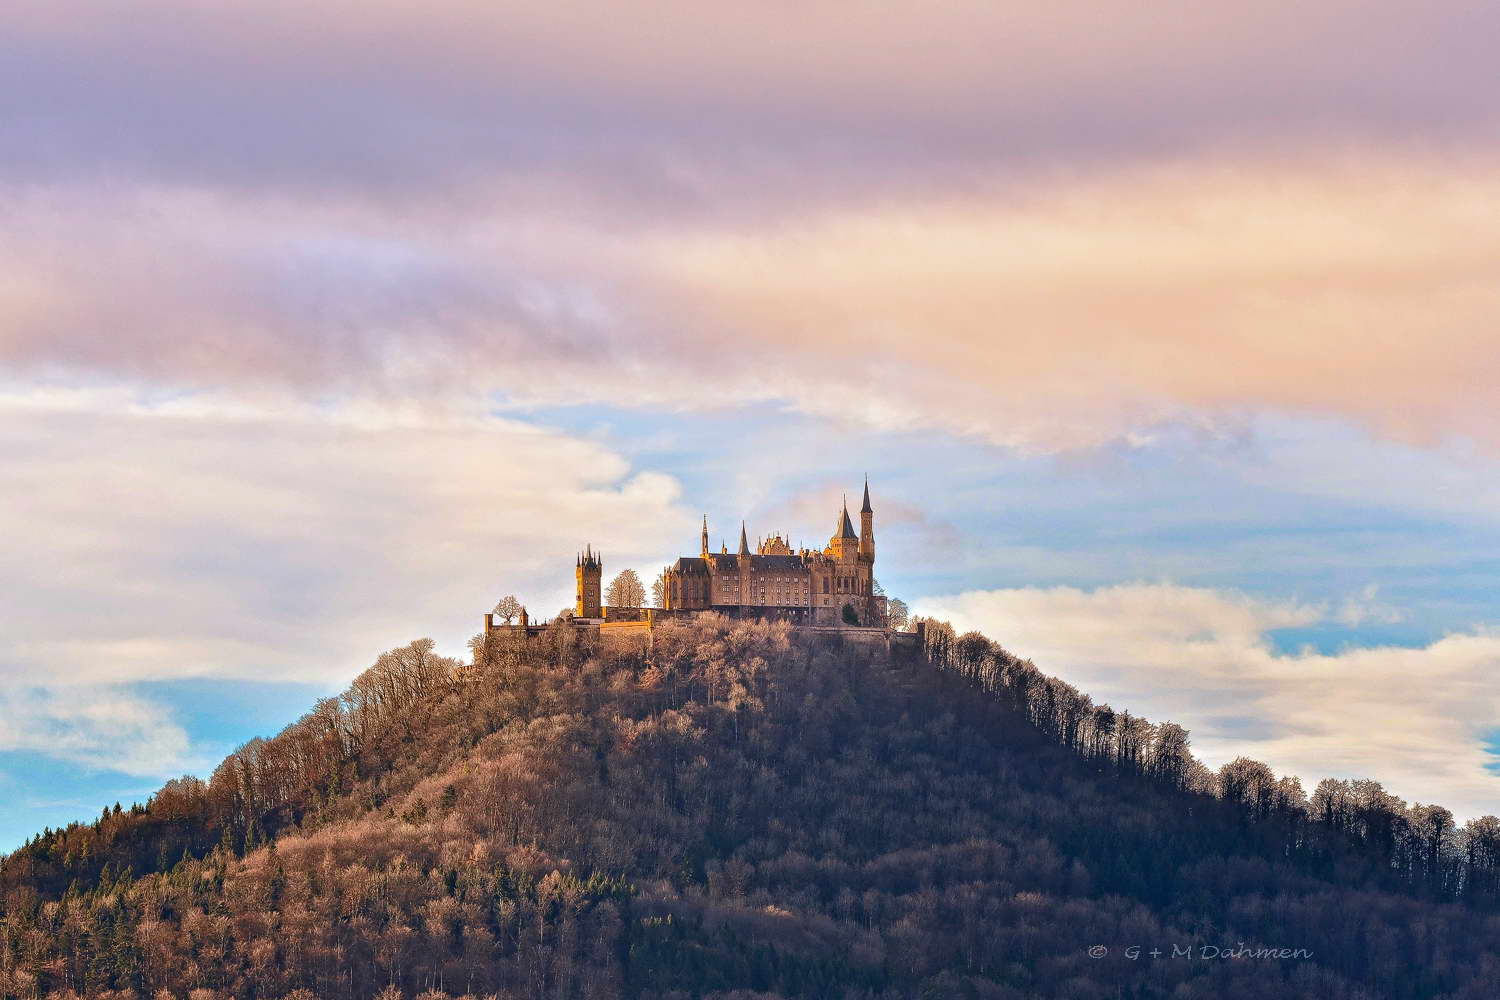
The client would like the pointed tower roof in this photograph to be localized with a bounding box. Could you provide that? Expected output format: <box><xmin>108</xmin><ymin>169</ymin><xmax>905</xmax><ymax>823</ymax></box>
<box><xmin>738</xmin><ymin>520</ymin><xmax>750</xmax><ymax>555</ymax></box>
<box><xmin>861</xmin><ymin>475</ymin><xmax>872</xmax><ymax>514</ymax></box>
<box><xmin>836</xmin><ymin>497</ymin><xmax>859</xmax><ymax>540</ymax></box>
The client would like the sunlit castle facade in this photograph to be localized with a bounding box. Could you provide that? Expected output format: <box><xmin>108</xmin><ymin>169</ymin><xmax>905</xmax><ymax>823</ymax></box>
<box><xmin>660</xmin><ymin>480</ymin><xmax>885</xmax><ymax>626</ymax></box>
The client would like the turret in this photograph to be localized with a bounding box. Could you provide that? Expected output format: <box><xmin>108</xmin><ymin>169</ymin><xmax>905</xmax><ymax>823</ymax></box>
<box><xmin>575</xmin><ymin>544</ymin><xmax>602</xmax><ymax>618</ymax></box>
<box><xmin>830</xmin><ymin>496</ymin><xmax>859</xmax><ymax>560</ymax></box>
<box><xmin>859</xmin><ymin>476</ymin><xmax>875</xmax><ymax>563</ymax></box>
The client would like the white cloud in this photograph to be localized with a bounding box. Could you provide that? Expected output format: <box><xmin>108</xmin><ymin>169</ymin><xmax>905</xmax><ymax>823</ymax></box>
<box><xmin>0</xmin><ymin>687</ymin><xmax>193</xmax><ymax>777</ymax></box>
<box><xmin>0</xmin><ymin>390</ymin><xmax>695</xmax><ymax>776</ymax></box>
<box><xmin>915</xmin><ymin>583</ymin><xmax>1500</xmax><ymax>819</ymax></box>
<box><xmin>1335</xmin><ymin>584</ymin><xmax>1406</xmax><ymax>628</ymax></box>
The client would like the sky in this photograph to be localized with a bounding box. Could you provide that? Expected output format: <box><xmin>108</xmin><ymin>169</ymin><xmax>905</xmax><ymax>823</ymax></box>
<box><xmin>3</xmin><ymin>0</ymin><xmax>1500</xmax><ymax>850</ymax></box>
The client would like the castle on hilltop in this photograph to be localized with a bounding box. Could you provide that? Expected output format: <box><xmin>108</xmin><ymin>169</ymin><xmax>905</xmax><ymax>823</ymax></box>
<box><xmin>487</xmin><ymin>481</ymin><xmax>897</xmax><ymax>642</ymax></box>
<box><xmin>652</xmin><ymin>479</ymin><xmax>884</xmax><ymax>625</ymax></box>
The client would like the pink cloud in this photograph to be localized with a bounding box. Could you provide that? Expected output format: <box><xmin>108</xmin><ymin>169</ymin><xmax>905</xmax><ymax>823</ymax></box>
<box><xmin>4</xmin><ymin>150</ymin><xmax>1499</xmax><ymax>453</ymax></box>
<box><xmin>4</xmin><ymin>0</ymin><xmax>1500</xmax><ymax>454</ymax></box>
<box><xmin>642</xmin><ymin>152</ymin><xmax>1500</xmax><ymax>450</ymax></box>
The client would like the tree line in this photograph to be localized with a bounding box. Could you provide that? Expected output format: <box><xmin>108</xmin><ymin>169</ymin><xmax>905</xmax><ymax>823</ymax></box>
<box><xmin>914</xmin><ymin>617</ymin><xmax>1500</xmax><ymax>906</ymax></box>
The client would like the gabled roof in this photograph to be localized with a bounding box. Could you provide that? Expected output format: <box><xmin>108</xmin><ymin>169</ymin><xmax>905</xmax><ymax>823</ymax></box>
<box><xmin>672</xmin><ymin>556</ymin><xmax>709</xmax><ymax>574</ymax></box>
<box><xmin>702</xmin><ymin>552</ymin><xmax>807</xmax><ymax>573</ymax></box>
<box><xmin>752</xmin><ymin>555</ymin><xmax>807</xmax><ymax>571</ymax></box>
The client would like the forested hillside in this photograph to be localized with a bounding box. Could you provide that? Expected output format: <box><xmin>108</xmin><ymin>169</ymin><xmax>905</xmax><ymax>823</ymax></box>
<box><xmin>4</xmin><ymin>617</ymin><xmax>1499</xmax><ymax>999</ymax></box>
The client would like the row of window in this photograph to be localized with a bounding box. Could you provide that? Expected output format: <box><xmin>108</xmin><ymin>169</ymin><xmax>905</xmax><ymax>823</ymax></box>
<box><xmin>670</xmin><ymin>570</ymin><xmax>869</xmax><ymax>608</ymax></box>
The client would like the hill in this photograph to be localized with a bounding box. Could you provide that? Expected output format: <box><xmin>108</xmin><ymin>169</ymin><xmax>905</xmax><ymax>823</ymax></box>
<box><xmin>3</xmin><ymin>616</ymin><xmax>1499</xmax><ymax>999</ymax></box>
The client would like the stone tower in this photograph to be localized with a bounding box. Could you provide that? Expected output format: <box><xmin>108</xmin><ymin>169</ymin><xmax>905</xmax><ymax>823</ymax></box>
<box><xmin>859</xmin><ymin>476</ymin><xmax>875</xmax><ymax>563</ymax></box>
<box><xmin>576</xmin><ymin>545</ymin><xmax>602</xmax><ymax>618</ymax></box>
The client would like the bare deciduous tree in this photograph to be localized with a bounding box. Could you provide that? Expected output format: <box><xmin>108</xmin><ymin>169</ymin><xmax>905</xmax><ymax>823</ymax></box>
<box><xmin>493</xmin><ymin>594</ymin><xmax>523</xmax><ymax>624</ymax></box>
<box><xmin>887</xmin><ymin>597</ymin><xmax>909</xmax><ymax>629</ymax></box>
<box><xmin>606</xmin><ymin>568</ymin><xmax>646</xmax><ymax>608</ymax></box>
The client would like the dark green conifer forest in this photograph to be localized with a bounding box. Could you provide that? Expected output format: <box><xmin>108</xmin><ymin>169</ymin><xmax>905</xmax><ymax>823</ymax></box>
<box><xmin>4</xmin><ymin>616</ymin><xmax>1498</xmax><ymax>999</ymax></box>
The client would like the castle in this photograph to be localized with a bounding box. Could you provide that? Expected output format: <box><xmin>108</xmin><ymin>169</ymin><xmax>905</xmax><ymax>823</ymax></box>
<box><xmin>481</xmin><ymin>481</ymin><xmax>915</xmax><ymax>654</ymax></box>
<box><xmin>571</xmin><ymin>479</ymin><xmax>886</xmax><ymax>627</ymax></box>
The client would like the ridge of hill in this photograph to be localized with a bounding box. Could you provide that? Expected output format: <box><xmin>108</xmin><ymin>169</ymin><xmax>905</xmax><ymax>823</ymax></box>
<box><xmin>3</xmin><ymin>616</ymin><xmax>1498</xmax><ymax>999</ymax></box>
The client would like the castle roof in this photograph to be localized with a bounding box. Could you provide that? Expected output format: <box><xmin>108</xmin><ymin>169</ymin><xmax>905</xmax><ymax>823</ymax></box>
<box><xmin>701</xmin><ymin>552</ymin><xmax>806</xmax><ymax>573</ymax></box>
<box><xmin>751</xmin><ymin>554</ymin><xmax>807</xmax><ymax>571</ymax></box>
<box><xmin>836</xmin><ymin>504</ymin><xmax>858</xmax><ymax>540</ymax></box>
<box><xmin>861</xmin><ymin>477</ymin><xmax>872</xmax><ymax>514</ymax></box>
<box><xmin>671</xmin><ymin>556</ymin><xmax>709</xmax><ymax>574</ymax></box>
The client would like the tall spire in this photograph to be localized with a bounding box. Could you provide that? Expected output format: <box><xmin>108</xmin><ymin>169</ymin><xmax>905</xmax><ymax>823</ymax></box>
<box><xmin>859</xmin><ymin>476</ymin><xmax>875</xmax><ymax>561</ymax></box>
<box><xmin>701</xmin><ymin>514</ymin><xmax>709</xmax><ymax>556</ymax></box>
<box><xmin>738</xmin><ymin>520</ymin><xmax>749</xmax><ymax>556</ymax></box>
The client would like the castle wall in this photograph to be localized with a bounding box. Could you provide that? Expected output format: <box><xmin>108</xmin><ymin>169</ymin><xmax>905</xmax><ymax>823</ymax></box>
<box><xmin>484</xmin><ymin>611</ymin><xmax>916</xmax><ymax>644</ymax></box>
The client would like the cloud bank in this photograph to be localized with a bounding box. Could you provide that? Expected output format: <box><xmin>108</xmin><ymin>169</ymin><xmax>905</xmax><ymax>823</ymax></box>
<box><xmin>5</xmin><ymin>153</ymin><xmax>1499</xmax><ymax>454</ymax></box>
<box><xmin>916</xmin><ymin>583</ymin><xmax>1500</xmax><ymax>819</ymax></box>
<box><xmin>6</xmin><ymin>0</ymin><xmax>1498</xmax><ymax>192</ymax></box>
<box><xmin>3</xmin><ymin>1</ymin><xmax>1499</xmax><ymax>454</ymax></box>
<box><xmin>0</xmin><ymin>390</ymin><xmax>691</xmax><ymax>776</ymax></box>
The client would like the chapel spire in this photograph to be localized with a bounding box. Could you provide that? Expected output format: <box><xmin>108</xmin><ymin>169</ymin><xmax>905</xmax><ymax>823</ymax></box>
<box><xmin>859</xmin><ymin>477</ymin><xmax>875</xmax><ymax>561</ymax></box>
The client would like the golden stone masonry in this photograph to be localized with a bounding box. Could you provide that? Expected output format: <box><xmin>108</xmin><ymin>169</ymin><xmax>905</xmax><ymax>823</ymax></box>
<box><xmin>654</xmin><ymin>478</ymin><xmax>883</xmax><ymax>626</ymax></box>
